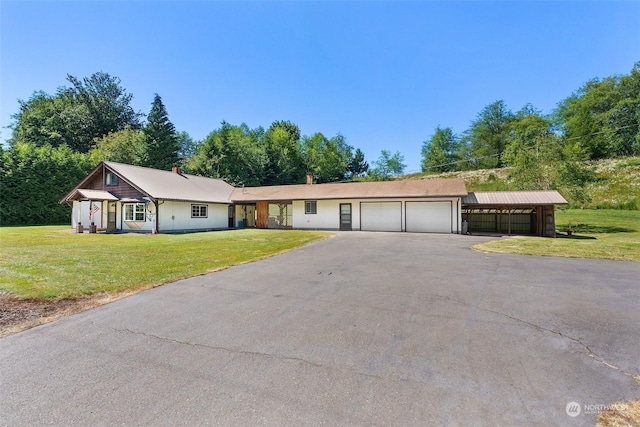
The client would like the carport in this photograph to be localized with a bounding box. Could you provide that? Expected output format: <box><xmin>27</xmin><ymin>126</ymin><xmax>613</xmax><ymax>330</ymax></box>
<box><xmin>462</xmin><ymin>191</ymin><xmax>567</xmax><ymax>237</ymax></box>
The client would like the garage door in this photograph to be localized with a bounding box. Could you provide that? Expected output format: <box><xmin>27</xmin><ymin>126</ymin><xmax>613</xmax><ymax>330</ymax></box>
<box><xmin>406</xmin><ymin>201</ymin><xmax>452</xmax><ymax>233</ymax></box>
<box><xmin>360</xmin><ymin>202</ymin><xmax>402</xmax><ymax>232</ymax></box>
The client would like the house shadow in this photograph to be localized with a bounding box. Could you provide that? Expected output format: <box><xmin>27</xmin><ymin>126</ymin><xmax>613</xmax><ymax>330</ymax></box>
<box><xmin>557</xmin><ymin>233</ymin><xmax>597</xmax><ymax>240</ymax></box>
<box><xmin>564</xmin><ymin>224</ymin><xmax>635</xmax><ymax>234</ymax></box>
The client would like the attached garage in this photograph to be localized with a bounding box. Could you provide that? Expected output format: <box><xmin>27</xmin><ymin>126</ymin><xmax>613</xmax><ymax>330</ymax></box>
<box><xmin>231</xmin><ymin>178</ymin><xmax>468</xmax><ymax>234</ymax></box>
<box><xmin>360</xmin><ymin>202</ymin><xmax>402</xmax><ymax>232</ymax></box>
<box><xmin>405</xmin><ymin>201</ymin><xmax>452</xmax><ymax>233</ymax></box>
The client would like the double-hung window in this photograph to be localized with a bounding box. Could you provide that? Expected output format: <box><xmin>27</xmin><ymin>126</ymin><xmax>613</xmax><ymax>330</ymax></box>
<box><xmin>191</xmin><ymin>204</ymin><xmax>208</xmax><ymax>218</ymax></box>
<box><xmin>305</xmin><ymin>201</ymin><xmax>317</xmax><ymax>214</ymax></box>
<box><xmin>124</xmin><ymin>203</ymin><xmax>145</xmax><ymax>221</ymax></box>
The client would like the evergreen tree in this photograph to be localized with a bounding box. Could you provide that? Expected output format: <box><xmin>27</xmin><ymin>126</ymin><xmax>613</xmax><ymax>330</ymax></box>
<box><xmin>347</xmin><ymin>148</ymin><xmax>369</xmax><ymax>178</ymax></box>
<box><xmin>143</xmin><ymin>94</ymin><xmax>179</xmax><ymax>170</ymax></box>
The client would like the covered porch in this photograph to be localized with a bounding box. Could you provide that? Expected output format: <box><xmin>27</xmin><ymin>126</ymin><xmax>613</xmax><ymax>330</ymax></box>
<box><xmin>63</xmin><ymin>189</ymin><xmax>120</xmax><ymax>233</ymax></box>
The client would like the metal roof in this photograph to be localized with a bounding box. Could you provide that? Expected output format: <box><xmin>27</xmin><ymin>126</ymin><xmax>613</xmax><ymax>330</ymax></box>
<box><xmin>463</xmin><ymin>191</ymin><xmax>567</xmax><ymax>206</ymax></box>
<box><xmin>66</xmin><ymin>189</ymin><xmax>119</xmax><ymax>201</ymax></box>
<box><xmin>103</xmin><ymin>162</ymin><xmax>235</xmax><ymax>203</ymax></box>
<box><xmin>60</xmin><ymin>162</ymin><xmax>236</xmax><ymax>205</ymax></box>
<box><xmin>230</xmin><ymin>178</ymin><xmax>468</xmax><ymax>202</ymax></box>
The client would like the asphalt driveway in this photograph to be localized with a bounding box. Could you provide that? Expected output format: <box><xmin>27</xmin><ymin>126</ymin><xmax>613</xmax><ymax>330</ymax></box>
<box><xmin>1</xmin><ymin>232</ymin><xmax>639</xmax><ymax>426</ymax></box>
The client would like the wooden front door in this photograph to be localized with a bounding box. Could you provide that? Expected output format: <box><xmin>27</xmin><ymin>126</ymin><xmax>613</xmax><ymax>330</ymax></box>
<box><xmin>256</xmin><ymin>201</ymin><xmax>269</xmax><ymax>229</ymax></box>
<box><xmin>340</xmin><ymin>203</ymin><xmax>352</xmax><ymax>231</ymax></box>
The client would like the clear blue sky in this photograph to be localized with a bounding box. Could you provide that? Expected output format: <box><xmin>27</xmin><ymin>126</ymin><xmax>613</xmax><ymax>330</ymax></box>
<box><xmin>1</xmin><ymin>1</ymin><xmax>639</xmax><ymax>173</ymax></box>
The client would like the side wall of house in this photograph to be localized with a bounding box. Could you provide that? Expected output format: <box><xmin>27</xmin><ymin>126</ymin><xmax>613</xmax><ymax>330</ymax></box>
<box><xmin>158</xmin><ymin>201</ymin><xmax>229</xmax><ymax>232</ymax></box>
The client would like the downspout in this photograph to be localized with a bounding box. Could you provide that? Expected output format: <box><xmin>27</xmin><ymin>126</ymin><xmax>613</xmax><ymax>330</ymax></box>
<box><xmin>154</xmin><ymin>200</ymin><xmax>160</xmax><ymax>234</ymax></box>
<box><xmin>154</xmin><ymin>200</ymin><xmax>164</xmax><ymax>234</ymax></box>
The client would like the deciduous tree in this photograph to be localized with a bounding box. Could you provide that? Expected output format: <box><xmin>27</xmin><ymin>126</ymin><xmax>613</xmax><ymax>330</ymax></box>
<box><xmin>465</xmin><ymin>100</ymin><xmax>513</xmax><ymax>169</ymax></box>
<box><xmin>421</xmin><ymin>126</ymin><xmax>459</xmax><ymax>172</ymax></box>
<box><xmin>89</xmin><ymin>128</ymin><xmax>146</xmax><ymax>166</ymax></box>
<box><xmin>369</xmin><ymin>150</ymin><xmax>406</xmax><ymax>179</ymax></box>
<box><xmin>263</xmin><ymin>121</ymin><xmax>305</xmax><ymax>185</ymax></box>
<box><xmin>10</xmin><ymin>72</ymin><xmax>143</xmax><ymax>153</ymax></box>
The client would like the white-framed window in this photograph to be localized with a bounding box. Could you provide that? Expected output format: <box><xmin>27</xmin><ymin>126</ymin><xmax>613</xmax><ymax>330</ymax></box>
<box><xmin>124</xmin><ymin>203</ymin><xmax>145</xmax><ymax>221</ymax></box>
<box><xmin>191</xmin><ymin>204</ymin><xmax>208</xmax><ymax>218</ymax></box>
<box><xmin>305</xmin><ymin>201</ymin><xmax>317</xmax><ymax>214</ymax></box>
<box><xmin>105</xmin><ymin>172</ymin><xmax>118</xmax><ymax>186</ymax></box>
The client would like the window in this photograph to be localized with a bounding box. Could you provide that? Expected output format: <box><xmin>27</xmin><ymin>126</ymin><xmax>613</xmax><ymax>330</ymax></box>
<box><xmin>124</xmin><ymin>203</ymin><xmax>145</xmax><ymax>221</ymax></box>
<box><xmin>305</xmin><ymin>201</ymin><xmax>317</xmax><ymax>214</ymax></box>
<box><xmin>191</xmin><ymin>204</ymin><xmax>208</xmax><ymax>218</ymax></box>
<box><xmin>105</xmin><ymin>172</ymin><xmax>118</xmax><ymax>186</ymax></box>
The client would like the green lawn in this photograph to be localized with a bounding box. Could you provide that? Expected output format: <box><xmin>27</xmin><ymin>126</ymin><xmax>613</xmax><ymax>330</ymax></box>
<box><xmin>0</xmin><ymin>227</ymin><xmax>328</xmax><ymax>299</ymax></box>
<box><xmin>473</xmin><ymin>209</ymin><xmax>640</xmax><ymax>262</ymax></box>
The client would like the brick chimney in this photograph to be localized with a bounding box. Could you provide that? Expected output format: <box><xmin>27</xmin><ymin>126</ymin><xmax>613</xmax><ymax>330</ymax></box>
<box><xmin>306</xmin><ymin>174</ymin><xmax>313</xmax><ymax>185</ymax></box>
<box><xmin>172</xmin><ymin>166</ymin><xmax>182</xmax><ymax>175</ymax></box>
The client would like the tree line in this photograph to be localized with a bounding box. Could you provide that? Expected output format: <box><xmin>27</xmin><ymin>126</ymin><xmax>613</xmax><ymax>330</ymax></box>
<box><xmin>422</xmin><ymin>62</ymin><xmax>639</xmax><ymax>173</ymax></box>
<box><xmin>2</xmin><ymin>63</ymin><xmax>638</xmax><ymax>225</ymax></box>
<box><xmin>0</xmin><ymin>71</ymin><xmax>406</xmax><ymax>225</ymax></box>
<box><xmin>420</xmin><ymin>62</ymin><xmax>639</xmax><ymax>202</ymax></box>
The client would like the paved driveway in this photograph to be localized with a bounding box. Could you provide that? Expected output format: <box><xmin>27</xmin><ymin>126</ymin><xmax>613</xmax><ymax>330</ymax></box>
<box><xmin>1</xmin><ymin>232</ymin><xmax>639</xmax><ymax>426</ymax></box>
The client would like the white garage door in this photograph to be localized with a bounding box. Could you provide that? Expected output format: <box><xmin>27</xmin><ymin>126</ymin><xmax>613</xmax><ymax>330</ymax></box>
<box><xmin>360</xmin><ymin>202</ymin><xmax>402</xmax><ymax>232</ymax></box>
<box><xmin>406</xmin><ymin>201</ymin><xmax>452</xmax><ymax>233</ymax></box>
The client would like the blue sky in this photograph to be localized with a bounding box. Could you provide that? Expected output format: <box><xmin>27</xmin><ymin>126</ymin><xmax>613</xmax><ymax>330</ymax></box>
<box><xmin>1</xmin><ymin>1</ymin><xmax>639</xmax><ymax>173</ymax></box>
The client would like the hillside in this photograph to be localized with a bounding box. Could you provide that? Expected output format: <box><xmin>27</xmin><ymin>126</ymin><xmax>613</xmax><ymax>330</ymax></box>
<box><xmin>406</xmin><ymin>156</ymin><xmax>640</xmax><ymax>210</ymax></box>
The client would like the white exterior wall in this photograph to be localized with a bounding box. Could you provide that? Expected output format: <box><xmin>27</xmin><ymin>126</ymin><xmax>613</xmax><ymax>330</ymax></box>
<box><xmin>71</xmin><ymin>200</ymin><xmax>104</xmax><ymax>229</ymax></box>
<box><xmin>292</xmin><ymin>198</ymin><xmax>462</xmax><ymax>233</ymax></box>
<box><xmin>158</xmin><ymin>201</ymin><xmax>229</xmax><ymax>232</ymax></box>
<box><xmin>121</xmin><ymin>202</ymin><xmax>155</xmax><ymax>232</ymax></box>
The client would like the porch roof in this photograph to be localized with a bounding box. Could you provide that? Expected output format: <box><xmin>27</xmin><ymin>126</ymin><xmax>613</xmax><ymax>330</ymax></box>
<box><xmin>66</xmin><ymin>189</ymin><xmax>119</xmax><ymax>201</ymax></box>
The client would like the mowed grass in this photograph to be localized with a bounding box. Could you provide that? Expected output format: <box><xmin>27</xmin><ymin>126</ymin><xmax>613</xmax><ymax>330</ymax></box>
<box><xmin>0</xmin><ymin>227</ymin><xmax>328</xmax><ymax>299</ymax></box>
<box><xmin>473</xmin><ymin>209</ymin><xmax>640</xmax><ymax>262</ymax></box>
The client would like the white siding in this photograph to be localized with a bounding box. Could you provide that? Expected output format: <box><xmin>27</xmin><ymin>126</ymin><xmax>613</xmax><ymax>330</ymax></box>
<box><xmin>158</xmin><ymin>201</ymin><xmax>229</xmax><ymax>232</ymax></box>
<box><xmin>71</xmin><ymin>200</ymin><xmax>104</xmax><ymax>229</ymax></box>
<box><xmin>292</xmin><ymin>200</ymin><xmax>341</xmax><ymax>229</ymax></box>
<box><xmin>405</xmin><ymin>201</ymin><xmax>452</xmax><ymax>233</ymax></box>
<box><xmin>121</xmin><ymin>202</ymin><xmax>154</xmax><ymax>232</ymax></box>
<box><xmin>290</xmin><ymin>197</ymin><xmax>462</xmax><ymax>233</ymax></box>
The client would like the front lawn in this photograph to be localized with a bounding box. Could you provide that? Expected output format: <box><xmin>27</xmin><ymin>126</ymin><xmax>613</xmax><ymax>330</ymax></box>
<box><xmin>0</xmin><ymin>227</ymin><xmax>328</xmax><ymax>299</ymax></box>
<box><xmin>473</xmin><ymin>209</ymin><xmax>640</xmax><ymax>262</ymax></box>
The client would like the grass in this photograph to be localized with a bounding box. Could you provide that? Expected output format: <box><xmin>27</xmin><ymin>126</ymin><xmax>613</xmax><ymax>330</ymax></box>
<box><xmin>473</xmin><ymin>209</ymin><xmax>640</xmax><ymax>262</ymax></box>
<box><xmin>586</xmin><ymin>157</ymin><xmax>640</xmax><ymax>210</ymax></box>
<box><xmin>0</xmin><ymin>227</ymin><xmax>328</xmax><ymax>299</ymax></box>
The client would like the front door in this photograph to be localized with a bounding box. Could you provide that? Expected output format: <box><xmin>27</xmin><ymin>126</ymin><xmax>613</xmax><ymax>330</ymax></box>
<box><xmin>107</xmin><ymin>202</ymin><xmax>117</xmax><ymax>231</ymax></box>
<box><xmin>340</xmin><ymin>203</ymin><xmax>352</xmax><ymax>231</ymax></box>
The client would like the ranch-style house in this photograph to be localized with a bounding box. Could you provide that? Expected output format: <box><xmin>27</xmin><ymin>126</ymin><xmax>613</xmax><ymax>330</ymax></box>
<box><xmin>61</xmin><ymin>161</ymin><xmax>567</xmax><ymax>237</ymax></box>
